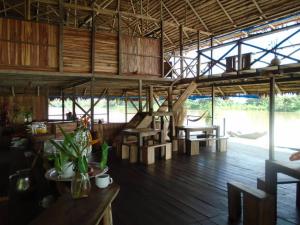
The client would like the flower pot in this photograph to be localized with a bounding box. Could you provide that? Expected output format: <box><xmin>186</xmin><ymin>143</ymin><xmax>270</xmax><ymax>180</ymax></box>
<box><xmin>71</xmin><ymin>172</ymin><xmax>91</xmax><ymax>199</ymax></box>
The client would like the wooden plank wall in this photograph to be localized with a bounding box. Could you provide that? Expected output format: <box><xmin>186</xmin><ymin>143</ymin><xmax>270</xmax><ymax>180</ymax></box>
<box><xmin>95</xmin><ymin>32</ymin><xmax>118</xmax><ymax>74</ymax></box>
<box><xmin>122</xmin><ymin>36</ymin><xmax>161</xmax><ymax>76</ymax></box>
<box><xmin>0</xmin><ymin>18</ymin><xmax>161</xmax><ymax>76</ymax></box>
<box><xmin>63</xmin><ymin>28</ymin><xmax>91</xmax><ymax>73</ymax></box>
<box><xmin>0</xmin><ymin>95</ymin><xmax>47</xmax><ymax>123</ymax></box>
<box><xmin>0</xmin><ymin>18</ymin><xmax>58</xmax><ymax>71</ymax></box>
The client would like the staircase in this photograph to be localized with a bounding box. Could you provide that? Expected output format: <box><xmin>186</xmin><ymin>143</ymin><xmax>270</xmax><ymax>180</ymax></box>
<box><xmin>157</xmin><ymin>81</ymin><xmax>198</xmax><ymax>113</ymax></box>
<box><xmin>123</xmin><ymin>112</ymin><xmax>153</xmax><ymax>129</ymax></box>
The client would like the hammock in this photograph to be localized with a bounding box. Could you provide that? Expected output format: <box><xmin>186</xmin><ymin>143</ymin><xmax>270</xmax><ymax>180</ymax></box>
<box><xmin>227</xmin><ymin>131</ymin><xmax>267</xmax><ymax>139</ymax></box>
<box><xmin>187</xmin><ymin>111</ymin><xmax>208</xmax><ymax>122</ymax></box>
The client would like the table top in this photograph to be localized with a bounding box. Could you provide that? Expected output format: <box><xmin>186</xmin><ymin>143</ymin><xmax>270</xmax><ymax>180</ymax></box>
<box><xmin>29</xmin><ymin>183</ymin><xmax>120</xmax><ymax>225</ymax></box>
<box><xmin>268</xmin><ymin>160</ymin><xmax>300</xmax><ymax>179</ymax></box>
<box><xmin>176</xmin><ymin>125</ymin><xmax>219</xmax><ymax>132</ymax></box>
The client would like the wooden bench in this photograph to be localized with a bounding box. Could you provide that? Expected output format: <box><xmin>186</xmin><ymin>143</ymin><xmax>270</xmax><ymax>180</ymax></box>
<box><xmin>227</xmin><ymin>182</ymin><xmax>275</xmax><ymax>225</ymax></box>
<box><xmin>187</xmin><ymin>137</ymin><xmax>228</xmax><ymax>155</ymax></box>
<box><xmin>142</xmin><ymin>142</ymin><xmax>172</xmax><ymax>165</ymax></box>
<box><xmin>196</xmin><ymin>137</ymin><xmax>228</xmax><ymax>152</ymax></box>
<box><xmin>257</xmin><ymin>175</ymin><xmax>300</xmax><ymax>207</ymax></box>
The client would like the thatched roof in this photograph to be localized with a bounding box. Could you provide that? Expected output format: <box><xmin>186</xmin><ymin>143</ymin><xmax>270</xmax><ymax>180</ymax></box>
<box><xmin>3</xmin><ymin>0</ymin><xmax>300</xmax><ymax>52</ymax></box>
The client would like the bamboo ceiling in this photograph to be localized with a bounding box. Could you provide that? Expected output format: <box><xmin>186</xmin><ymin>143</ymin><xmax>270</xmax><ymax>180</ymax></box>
<box><xmin>2</xmin><ymin>0</ymin><xmax>300</xmax><ymax>52</ymax></box>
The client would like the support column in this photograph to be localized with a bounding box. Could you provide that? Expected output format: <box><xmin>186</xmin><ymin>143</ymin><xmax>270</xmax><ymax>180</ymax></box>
<box><xmin>107</xmin><ymin>95</ymin><xmax>110</xmax><ymax>123</ymax></box>
<box><xmin>179</xmin><ymin>25</ymin><xmax>184</xmax><ymax>77</ymax></box>
<box><xmin>160</xmin><ymin>20</ymin><xmax>164</xmax><ymax>77</ymax></box>
<box><xmin>118</xmin><ymin>11</ymin><xmax>122</xmax><ymax>75</ymax></box>
<box><xmin>58</xmin><ymin>0</ymin><xmax>64</xmax><ymax>72</ymax></box>
<box><xmin>269</xmin><ymin>77</ymin><xmax>275</xmax><ymax>160</ymax></box>
<box><xmin>211</xmin><ymin>84</ymin><xmax>215</xmax><ymax>126</ymax></box>
<box><xmin>210</xmin><ymin>36</ymin><xmax>213</xmax><ymax>76</ymax></box>
<box><xmin>138</xmin><ymin>80</ymin><xmax>143</xmax><ymax>112</ymax></box>
<box><xmin>237</xmin><ymin>40</ymin><xmax>242</xmax><ymax>72</ymax></box>
<box><xmin>72</xmin><ymin>88</ymin><xmax>76</xmax><ymax>121</ymax></box>
<box><xmin>149</xmin><ymin>86</ymin><xmax>154</xmax><ymax>114</ymax></box>
<box><xmin>61</xmin><ymin>89</ymin><xmax>65</xmax><ymax>121</ymax></box>
<box><xmin>197</xmin><ymin>30</ymin><xmax>201</xmax><ymax>79</ymax></box>
<box><xmin>25</xmin><ymin>0</ymin><xmax>31</xmax><ymax>20</ymax></box>
<box><xmin>168</xmin><ymin>86</ymin><xmax>174</xmax><ymax>141</ymax></box>
<box><xmin>125</xmin><ymin>92</ymin><xmax>128</xmax><ymax>123</ymax></box>
<box><xmin>90</xmin><ymin>79</ymin><xmax>94</xmax><ymax>131</ymax></box>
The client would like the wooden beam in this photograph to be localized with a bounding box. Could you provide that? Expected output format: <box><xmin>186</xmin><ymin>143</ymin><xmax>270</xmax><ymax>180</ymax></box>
<box><xmin>61</xmin><ymin>89</ymin><xmax>65</xmax><ymax>121</ymax></box>
<box><xmin>184</xmin><ymin>0</ymin><xmax>210</xmax><ymax>32</ymax></box>
<box><xmin>118</xmin><ymin>10</ymin><xmax>122</xmax><ymax>75</ymax></box>
<box><xmin>58</xmin><ymin>0</ymin><xmax>64</xmax><ymax>73</ymax></box>
<box><xmin>149</xmin><ymin>85</ymin><xmax>154</xmax><ymax>114</ymax></box>
<box><xmin>125</xmin><ymin>92</ymin><xmax>128</xmax><ymax>122</ymax></box>
<box><xmin>180</xmin><ymin>25</ymin><xmax>184</xmax><ymax>77</ymax></box>
<box><xmin>211</xmin><ymin>84</ymin><xmax>215</xmax><ymax>126</ymax></box>
<box><xmin>35</xmin><ymin>0</ymin><xmax>212</xmax><ymax>36</ymax></box>
<box><xmin>138</xmin><ymin>80</ymin><xmax>143</xmax><ymax>112</ymax></box>
<box><xmin>251</xmin><ymin>0</ymin><xmax>267</xmax><ymax>19</ymax></box>
<box><xmin>238</xmin><ymin>85</ymin><xmax>247</xmax><ymax>94</ymax></box>
<box><xmin>197</xmin><ymin>30</ymin><xmax>200</xmax><ymax>78</ymax></box>
<box><xmin>91</xmin><ymin>9</ymin><xmax>96</xmax><ymax>74</ymax></box>
<box><xmin>160</xmin><ymin>20</ymin><xmax>164</xmax><ymax>77</ymax></box>
<box><xmin>269</xmin><ymin>77</ymin><xmax>275</xmax><ymax>160</ymax></box>
<box><xmin>106</xmin><ymin>94</ymin><xmax>110</xmax><ymax>123</ymax></box>
<box><xmin>215</xmin><ymin>0</ymin><xmax>236</xmax><ymax>27</ymax></box>
<box><xmin>25</xmin><ymin>0</ymin><xmax>31</xmax><ymax>20</ymax></box>
<box><xmin>90</xmin><ymin>78</ymin><xmax>94</xmax><ymax>131</ymax></box>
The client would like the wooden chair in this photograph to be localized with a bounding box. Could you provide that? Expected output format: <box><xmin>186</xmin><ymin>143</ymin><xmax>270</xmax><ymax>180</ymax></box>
<box><xmin>227</xmin><ymin>181</ymin><xmax>275</xmax><ymax>225</ymax></box>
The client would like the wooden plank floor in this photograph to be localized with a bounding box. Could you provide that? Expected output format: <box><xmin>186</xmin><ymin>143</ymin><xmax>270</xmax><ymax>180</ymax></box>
<box><xmin>109</xmin><ymin>142</ymin><xmax>300</xmax><ymax>225</ymax></box>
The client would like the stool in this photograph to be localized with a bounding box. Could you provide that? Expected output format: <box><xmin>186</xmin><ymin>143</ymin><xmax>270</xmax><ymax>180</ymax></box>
<box><xmin>227</xmin><ymin>182</ymin><xmax>275</xmax><ymax>225</ymax></box>
<box><xmin>218</xmin><ymin>137</ymin><xmax>228</xmax><ymax>152</ymax></box>
<box><xmin>142</xmin><ymin>146</ymin><xmax>155</xmax><ymax>165</ymax></box>
<box><xmin>186</xmin><ymin>139</ymin><xmax>200</xmax><ymax>156</ymax></box>
<box><xmin>121</xmin><ymin>142</ymin><xmax>138</xmax><ymax>163</ymax></box>
<box><xmin>178</xmin><ymin>138</ymin><xmax>186</xmax><ymax>154</ymax></box>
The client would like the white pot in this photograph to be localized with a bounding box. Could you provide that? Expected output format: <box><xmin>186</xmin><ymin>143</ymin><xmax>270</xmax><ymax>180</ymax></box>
<box><xmin>60</xmin><ymin>162</ymin><xmax>75</xmax><ymax>178</ymax></box>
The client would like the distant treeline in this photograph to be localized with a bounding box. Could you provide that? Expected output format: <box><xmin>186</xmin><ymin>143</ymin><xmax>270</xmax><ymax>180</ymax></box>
<box><xmin>186</xmin><ymin>95</ymin><xmax>300</xmax><ymax>112</ymax></box>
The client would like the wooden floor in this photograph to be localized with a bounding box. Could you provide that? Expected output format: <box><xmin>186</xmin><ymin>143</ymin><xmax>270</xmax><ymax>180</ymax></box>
<box><xmin>109</xmin><ymin>142</ymin><xmax>300</xmax><ymax>225</ymax></box>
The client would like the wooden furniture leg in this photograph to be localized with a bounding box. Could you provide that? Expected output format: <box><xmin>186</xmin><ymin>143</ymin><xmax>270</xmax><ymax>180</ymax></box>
<box><xmin>227</xmin><ymin>183</ymin><xmax>241</xmax><ymax>222</ymax></box>
<box><xmin>102</xmin><ymin>203</ymin><xmax>113</xmax><ymax>225</ymax></box>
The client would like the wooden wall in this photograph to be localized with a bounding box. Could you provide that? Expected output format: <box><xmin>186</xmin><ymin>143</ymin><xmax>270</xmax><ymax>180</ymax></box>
<box><xmin>0</xmin><ymin>18</ymin><xmax>58</xmax><ymax>71</ymax></box>
<box><xmin>122</xmin><ymin>36</ymin><xmax>161</xmax><ymax>76</ymax></box>
<box><xmin>0</xmin><ymin>18</ymin><xmax>161</xmax><ymax>76</ymax></box>
<box><xmin>0</xmin><ymin>95</ymin><xmax>47</xmax><ymax>124</ymax></box>
<box><xmin>63</xmin><ymin>28</ymin><xmax>91</xmax><ymax>73</ymax></box>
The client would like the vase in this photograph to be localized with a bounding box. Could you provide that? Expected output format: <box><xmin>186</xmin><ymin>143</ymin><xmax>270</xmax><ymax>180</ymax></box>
<box><xmin>71</xmin><ymin>172</ymin><xmax>91</xmax><ymax>199</ymax></box>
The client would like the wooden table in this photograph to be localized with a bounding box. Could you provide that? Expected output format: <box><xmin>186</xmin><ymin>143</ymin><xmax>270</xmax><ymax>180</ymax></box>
<box><xmin>29</xmin><ymin>183</ymin><xmax>120</xmax><ymax>225</ymax></box>
<box><xmin>175</xmin><ymin>125</ymin><xmax>220</xmax><ymax>151</ymax></box>
<box><xmin>122</xmin><ymin>128</ymin><xmax>163</xmax><ymax>161</ymax></box>
<box><xmin>265</xmin><ymin>160</ymin><xmax>300</xmax><ymax>224</ymax></box>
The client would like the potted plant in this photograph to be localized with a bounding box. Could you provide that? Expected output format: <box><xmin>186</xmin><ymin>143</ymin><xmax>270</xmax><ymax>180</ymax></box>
<box><xmin>50</xmin><ymin>123</ymin><xmax>99</xmax><ymax>199</ymax></box>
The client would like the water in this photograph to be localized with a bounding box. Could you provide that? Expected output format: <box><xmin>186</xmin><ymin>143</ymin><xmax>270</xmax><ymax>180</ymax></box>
<box><xmin>187</xmin><ymin>109</ymin><xmax>300</xmax><ymax>150</ymax></box>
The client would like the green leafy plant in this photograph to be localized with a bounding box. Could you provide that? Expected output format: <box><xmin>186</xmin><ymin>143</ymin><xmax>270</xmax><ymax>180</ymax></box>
<box><xmin>49</xmin><ymin>126</ymin><xmax>89</xmax><ymax>173</ymax></box>
<box><xmin>99</xmin><ymin>142</ymin><xmax>109</xmax><ymax>170</ymax></box>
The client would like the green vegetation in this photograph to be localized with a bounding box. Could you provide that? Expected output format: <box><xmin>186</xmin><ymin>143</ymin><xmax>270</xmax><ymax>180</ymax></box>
<box><xmin>185</xmin><ymin>95</ymin><xmax>300</xmax><ymax>112</ymax></box>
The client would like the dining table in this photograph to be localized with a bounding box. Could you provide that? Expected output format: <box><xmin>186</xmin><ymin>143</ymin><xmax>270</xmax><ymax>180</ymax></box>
<box><xmin>29</xmin><ymin>183</ymin><xmax>120</xmax><ymax>225</ymax></box>
<box><xmin>265</xmin><ymin>160</ymin><xmax>300</xmax><ymax>224</ymax></box>
<box><xmin>122</xmin><ymin>128</ymin><xmax>163</xmax><ymax>162</ymax></box>
<box><xmin>175</xmin><ymin>125</ymin><xmax>220</xmax><ymax>151</ymax></box>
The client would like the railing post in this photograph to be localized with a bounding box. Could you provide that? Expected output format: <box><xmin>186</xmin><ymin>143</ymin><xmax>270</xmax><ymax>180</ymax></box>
<box><xmin>269</xmin><ymin>77</ymin><xmax>275</xmax><ymax>160</ymax></box>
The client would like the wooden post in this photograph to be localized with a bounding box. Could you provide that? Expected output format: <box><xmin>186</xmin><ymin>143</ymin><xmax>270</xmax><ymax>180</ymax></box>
<box><xmin>237</xmin><ymin>40</ymin><xmax>242</xmax><ymax>73</ymax></box>
<box><xmin>149</xmin><ymin>86</ymin><xmax>154</xmax><ymax>114</ymax></box>
<box><xmin>197</xmin><ymin>30</ymin><xmax>200</xmax><ymax>79</ymax></box>
<box><xmin>138</xmin><ymin>80</ymin><xmax>143</xmax><ymax>112</ymax></box>
<box><xmin>72</xmin><ymin>88</ymin><xmax>76</xmax><ymax>120</ymax></box>
<box><xmin>25</xmin><ymin>0</ymin><xmax>31</xmax><ymax>20</ymax></box>
<box><xmin>160</xmin><ymin>20</ymin><xmax>164</xmax><ymax>77</ymax></box>
<box><xmin>210</xmin><ymin>36</ymin><xmax>213</xmax><ymax>76</ymax></box>
<box><xmin>45</xmin><ymin>87</ymin><xmax>49</xmax><ymax>120</ymax></box>
<box><xmin>211</xmin><ymin>84</ymin><xmax>215</xmax><ymax>126</ymax></box>
<box><xmin>61</xmin><ymin>89</ymin><xmax>65</xmax><ymax>121</ymax></box>
<box><xmin>59</xmin><ymin>0</ymin><xmax>64</xmax><ymax>72</ymax></box>
<box><xmin>117</xmin><ymin>3</ymin><xmax>122</xmax><ymax>75</ymax></box>
<box><xmin>125</xmin><ymin>92</ymin><xmax>128</xmax><ymax>123</ymax></box>
<box><xmin>106</xmin><ymin>95</ymin><xmax>110</xmax><ymax>123</ymax></box>
<box><xmin>179</xmin><ymin>25</ymin><xmax>184</xmax><ymax>77</ymax></box>
<box><xmin>90</xmin><ymin>79</ymin><xmax>94</xmax><ymax>131</ymax></box>
<box><xmin>91</xmin><ymin>10</ymin><xmax>96</xmax><ymax>74</ymax></box>
<box><xmin>168</xmin><ymin>86</ymin><xmax>174</xmax><ymax>141</ymax></box>
<box><xmin>269</xmin><ymin>77</ymin><xmax>275</xmax><ymax>160</ymax></box>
